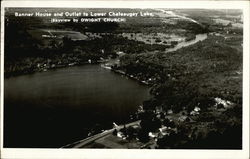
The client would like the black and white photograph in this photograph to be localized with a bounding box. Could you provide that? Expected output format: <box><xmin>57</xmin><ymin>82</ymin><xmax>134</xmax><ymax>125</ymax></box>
<box><xmin>0</xmin><ymin>1</ymin><xmax>249</xmax><ymax>159</ymax></box>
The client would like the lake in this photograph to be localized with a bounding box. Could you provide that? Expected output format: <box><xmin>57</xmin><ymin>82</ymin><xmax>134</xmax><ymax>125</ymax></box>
<box><xmin>4</xmin><ymin>65</ymin><xmax>151</xmax><ymax>148</ymax></box>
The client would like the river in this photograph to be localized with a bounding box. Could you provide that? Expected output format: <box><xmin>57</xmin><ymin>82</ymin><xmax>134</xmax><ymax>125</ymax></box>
<box><xmin>166</xmin><ymin>34</ymin><xmax>207</xmax><ymax>52</ymax></box>
<box><xmin>4</xmin><ymin>65</ymin><xmax>151</xmax><ymax>148</ymax></box>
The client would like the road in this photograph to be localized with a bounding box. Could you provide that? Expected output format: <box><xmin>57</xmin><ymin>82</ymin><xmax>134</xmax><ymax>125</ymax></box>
<box><xmin>61</xmin><ymin>120</ymin><xmax>141</xmax><ymax>148</ymax></box>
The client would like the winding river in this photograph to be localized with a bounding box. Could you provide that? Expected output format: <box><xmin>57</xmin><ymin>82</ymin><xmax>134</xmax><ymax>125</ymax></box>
<box><xmin>166</xmin><ymin>34</ymin><xmax>207</xmax><ymax>52</ymax></box>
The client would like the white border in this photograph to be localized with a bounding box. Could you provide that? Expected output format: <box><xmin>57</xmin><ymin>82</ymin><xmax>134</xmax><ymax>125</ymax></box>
<box><xmin>1</xmin><ymin>1</ymin><xmax>249</xmax><ymax>159</ymax></box>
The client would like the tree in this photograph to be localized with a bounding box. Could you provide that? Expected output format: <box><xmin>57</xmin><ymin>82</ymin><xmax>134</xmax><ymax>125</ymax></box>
<box><xmin>138</xmin><ymin>129</ymin><xmax>149</xmax><ymax>143</ymax></box>
<box><xmin>126</xmin><ymin>126</ymin><xmax>137</xmax><ymax>140</ymax></box>
<box><xmin>112</xmin><ymin>129</ymin><xmax>118</xmax><ymax>136</ymax></box>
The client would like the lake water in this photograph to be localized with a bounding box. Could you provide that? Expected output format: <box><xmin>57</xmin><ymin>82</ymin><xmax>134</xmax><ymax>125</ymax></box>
<box><xmin>4</xmin><ymin>65</ymin><xmax>150</xmax><ymax>148</ymax></box>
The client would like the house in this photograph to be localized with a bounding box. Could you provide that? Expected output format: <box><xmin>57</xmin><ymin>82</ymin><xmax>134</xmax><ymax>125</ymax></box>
<box><xmin>190</xmin><ymin>106</ymin><xmax>200</xmax><ymax>116</ymax></box>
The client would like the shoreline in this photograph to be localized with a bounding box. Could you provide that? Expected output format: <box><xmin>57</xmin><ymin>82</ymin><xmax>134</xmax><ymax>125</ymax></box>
<box><xmin>4</xmin><ymin>32</ymin><xmax>208</xmax><ymax>79</ymax></box>
<box><xmin>5</xmin><ymin>32</ymin><xmax>242</xmax><ymax>149</ymax></box>
<box><xmin>111</xmin><ymin>68</ymin><xmax>150</xmax><ymax>86</ymax></box>
<box><xmin>4</xmin><ymin>59</ymin><xmax>106</xmax><ymax>78</ymax></box>
<box><xmin>61</xmin><ymin>120</ymin><xmax>141</xmax><ymax>148</ymax></box>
